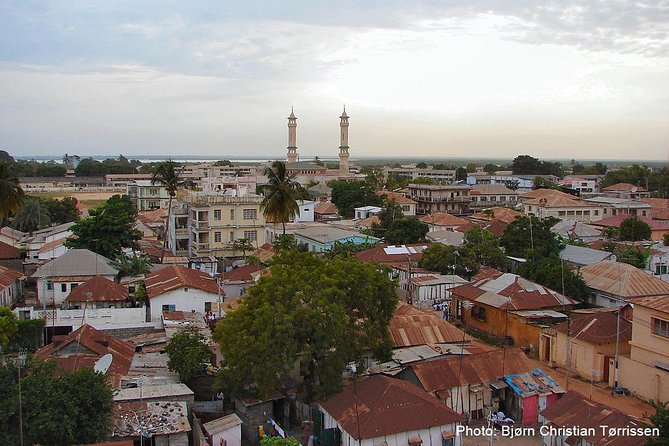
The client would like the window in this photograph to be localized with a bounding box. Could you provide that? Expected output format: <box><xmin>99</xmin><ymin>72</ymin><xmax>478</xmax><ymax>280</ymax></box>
<box><xmin>229</xmin><ymin>231</ymin><xmax>235</xmax><ymax>242</ymax></box>
<box><xmin>471</xmin><ymin>305</ymin><xmax>486</xmax><ymax>321</ymax></box>
<box><xmin>243</xmin><ymin>209</ymin><xmax>257</xmax><ymax>220</ymax></box>
<box><xmin>230</xmin><ymin>209</ymin><xmax>235</xmax><ymax>220</ymax></box>
<box><xmin>149</xmin><ymin>188</ymin><xmax>159</xmax><ymax>195</ymax></box>
<box><xmin>594</xmin><ymin>210</ymin><xmax>599</xmax><ymax>216</ymax></box>
<box><xmin>46</xmin><ymin>281</ymin><xmax>52</xmax><ymax>291</ymax></box>
<box><xmin>652</xmin><ymin>317</ymin><xmax>669</xmax><ymax>338</ymax></box>
<box><xmin>162</xmin><ymin>304</ymin><xmax>176</xmax><ymax>312</ymax></box>
<box><xmin>244</xmin><ymin>230</ymin><xmax>258</xmax><ymax>241</ymax></box>
<box><xmin>214</xmin><ymin>209</ymin><xmax>221</xmax><ymax>220</ymax></box>
<box><xmin>71</xmin><ymin>283</ymin><xmax>78</xmax><ymax>289</ymax></box>
<box><xmin>214</xmin><ymin>231</ymin><xmax>222</xmax><ymax>243</ymax></box>
<box><xmin>61</xmin><ymin>283</ymin><xmax>67</xmax><ymax>292</ymax></box>
<box><xmin>205</xmin><ymin>302</ymin><xmax>212</xmax><ymax>312</ymax></box>
<box><xmin>655</xmin><ymin>265</ymin><xmax>668</xmax><ymax>275</ymax></box>
<box><xmin>558</xmin><ymin>211</ymin><xmax>566</xmax><ymax>217</ymax></box>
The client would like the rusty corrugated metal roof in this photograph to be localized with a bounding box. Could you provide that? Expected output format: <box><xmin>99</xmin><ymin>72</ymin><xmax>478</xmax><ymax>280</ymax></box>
<box><xmin>554</xmin><ymin>312</ymin><xmax>632</xmax><ymax>345</ymax></box>
<box><xmin>320</xmin><ymin>375</ymin><xmax>462</xmax><ymax>440</ymax></box>
<box><xmin>389</xmin><ymin>302</ymin><xmax>469</xmax><ymax>347</ymax></box>
<box><xmin>580</xmin><ymin>260</ymin><xmax>669</xmax><ymax>298</ymax></box>
<box><xmin>410</xmin><ymin>348</ymin><xmax>534</xmax><ymax>392</ymax></box>
<box><xmin>540</xmin><ymin>391</ymin><xmax>646</xmax><ymax>446</ymax></box>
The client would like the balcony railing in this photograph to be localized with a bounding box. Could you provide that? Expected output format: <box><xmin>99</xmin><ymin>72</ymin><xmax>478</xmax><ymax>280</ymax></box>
<box><xmin>413</xmin><ymin>196</ymin><xmax>471</xmax><ymax>203</ymax></box>
<box><xmin>175</xmin><ymin>228</ymin><xmax>189</xmax><ymax>237</ymax></box>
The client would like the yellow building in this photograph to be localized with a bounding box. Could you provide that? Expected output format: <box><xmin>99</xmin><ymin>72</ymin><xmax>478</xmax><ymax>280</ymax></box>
<box><xmin>171</xmin><ymin>193</ymin><xmax>266</xmax><ymax>259</ymax></box>
<box><xmin>540</xmin><ymin>310</ymin><xmax>632</xmax><ymax>382</ymax></box>
<box><xmin>619</xmin><ymin>295</ymin><xmax>669</xmax><ymax>402</ymax></box>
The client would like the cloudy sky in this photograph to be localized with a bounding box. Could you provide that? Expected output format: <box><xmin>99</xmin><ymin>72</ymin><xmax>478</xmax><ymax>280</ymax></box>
<box><xmin>1</xmin><ymin>1</ymin><xmax>668</xmax><ymax>160</ymax></box>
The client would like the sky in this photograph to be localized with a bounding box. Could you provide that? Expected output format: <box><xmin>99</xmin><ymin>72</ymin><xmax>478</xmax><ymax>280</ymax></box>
<box><xmin>1</xmin><ymin>1</ymin><xmax>668</xmax><ymax>161</ymax></box>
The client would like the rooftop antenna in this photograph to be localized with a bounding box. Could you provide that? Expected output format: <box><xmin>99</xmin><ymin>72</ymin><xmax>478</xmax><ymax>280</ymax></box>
<box><xmin>93</xmin><ymin>353</ymin><xmax>113</xmax><ymax>375</ymax></box>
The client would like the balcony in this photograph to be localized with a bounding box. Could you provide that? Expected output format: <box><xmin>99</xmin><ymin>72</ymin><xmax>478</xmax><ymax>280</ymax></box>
<box><xmin>192</xmin><ymin>242</ymin><xmax>210</xmax><ymax>251</ymax></box>
<box><xmin>175</xmin><ymin>228</ymin><xmax>189</xmax><ymax>237</ymax></box>
<box><xmin>415</xmin><ymin>196</ymin><xmax>471</xmax><ymax>203</ymax></box>
<box><xmin>194</xmin><ymin>221</ymin><xmax>209</xmax><ymax>229</ymax></box>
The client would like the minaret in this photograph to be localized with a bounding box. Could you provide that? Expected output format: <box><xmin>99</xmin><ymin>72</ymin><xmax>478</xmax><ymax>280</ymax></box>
<box><xmin>287</xmin><ymin>108</ymin><xmax>298</xmax><ymax>163</ymax></box>
<box><xmin>338</xmin><ymin>106</ymin><xmax>350</xmax><ymax>175</ymax></box>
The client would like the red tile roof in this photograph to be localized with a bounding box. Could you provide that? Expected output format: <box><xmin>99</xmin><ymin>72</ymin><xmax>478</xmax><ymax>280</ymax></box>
<box><xmin>420</xmin><ymin>212</ymin><xmax>468</xmax><ymax>227</ymax></box>
<box><xmin>0</xmin><ymin>239</ymin><xmax>20</xmax><ymax>259</ymax></box>
<box><xmin>222</xmin><ymin>264</ymin><xmax>264</xmax><ymax>282</ymax></box>
<box><xmin>602</xmin><ymin>183</ymin><xmax>647</xmax><ymax>193</ymax></box>
<box><xmin>35</xmin><ymin>324</ymin><xmax>134</xmax><ymax>387</ymax></box>
<box><xmin>592</xmin><ymin>214</ymin><xmax>669</xmax><ymax>232</ymax></box>
<box><xmin>145</xmin><ymin>265</ymin><xmax>220</xmax><ymax>298</ymax></box>
<box><xmin>65</xmin><ymin>276</ymin><xmax>128</xmax><ymax>303</ymax></box>
<box><xmin>320</xmin><ymin>375</ymin><xmax>462</xmax><ymax>440</ymax></box>
<box><xmin>314</xmin><ymin>201</ymin><xmax>338</xmax><ymax>215</ymax></box>
<box><xmin>540</xmin><ymin>391</ymin><xmax>646</xmax><ymax>446</ymax></box>
<box><xmin>470</xmin><ymin>207</ymin><xmax>522</xmax><ymax>224</ymax></box>
<box><xmin>389</xmin><ymin>302</ymin><xmax>469</xmax><ymax>347</ymax></box>
<box><xmin>520</xmin><ymin>189</ymin><xmax>576</xmax><ymax>200</ymax></box>
<box><xmin>0</xmin><ymin>264</ymin><xmax>23</xmax><ymax>287</ymax></box>
<box><xmin>554</xmin><ymin>311</ymin><xmax>632</xmax><ymax>345</ymax></box>
<box><xmin>524</xmin><ymin>195</ymin><xmax>591</xmax><ymax>208</ymax></box>
<box><xmin>472</xmin><ymin>267</ymin><xmax>504</xmax><ymax>281</ymax></box>
<box><xmin>452</xmin><ymin>273</ymin><xmax>575</xmax><ymax>310</ymax></box>
<box><xmin>410</xmin><ymin>348</ymin><xmax>534</xmax><ymax>392</ymax></box>
<box><xmin>377</xmin><ymin>191</ymin><xmax>417</xmax><ymax>205</ymax></box>
<box><xmin>480</xmin><ymin>219</ymin><xmax>508</xmax><ymax>237</ymax></box>
<box><xmin>626</xmin><ymin>294</ymin><xmax>669</xmax><ymax>314</ymax></box>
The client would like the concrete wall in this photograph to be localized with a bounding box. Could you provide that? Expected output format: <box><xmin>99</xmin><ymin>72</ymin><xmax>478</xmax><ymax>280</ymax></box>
<box><xmin>619</xmin><ymin>355</ymin><xmax>669</xmax><ymax>403</ymax></box>
<box><xmin>149</xmin><ymin>287</ymin><xmax>220</xmax><ymax>324</ymax></box>
<box><xmin>551</xmin><ymin>331</ymin><xmax>630</xmax><ymax>382</ymax></box>
<box><xmin>26</xmin><ymin>306</ymin><xmax>148</xmax><ymax>329</ymax></box>
<box><xmin>37</xmin><ymin>274</ymin><xmax>117</xmax><ymax>306</ymax></box>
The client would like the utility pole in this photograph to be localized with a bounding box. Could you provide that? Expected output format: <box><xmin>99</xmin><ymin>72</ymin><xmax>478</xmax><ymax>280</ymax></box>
<box><xmin>614</xmin><ymin>307</ymin><xmax>621</xmax><ymax>389</ymax></box>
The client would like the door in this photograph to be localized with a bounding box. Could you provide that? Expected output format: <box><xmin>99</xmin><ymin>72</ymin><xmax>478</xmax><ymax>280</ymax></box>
<box><xmin>603</xmin><ymin>355</ymin><xmax>612</xmax><ymax>382</ymax></box>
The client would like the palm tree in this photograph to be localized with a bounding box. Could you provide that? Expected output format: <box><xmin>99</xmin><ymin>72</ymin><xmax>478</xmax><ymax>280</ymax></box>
<box><xmin>260</xmin><ymin>161</ymin><xmax>306</xmax><ymax>235</ymax></box>
<box><xmin>114</xmin><ymin>252</ymin><xmax>152</xmax><ymax>277</ymax></box>
<box><xmin>151</xmin><ymin>160</ymin><xmax>191</xmax><ymax>262</ymax></box>
<box><xmin>12</xmin><ymin>198</ymin><xmax>50</xmax><ymax>233</ymax></box>
<box><xmin>0</xmin><ymin>161</ymin><xmax>25</xmax><ymax>224</ymax></box>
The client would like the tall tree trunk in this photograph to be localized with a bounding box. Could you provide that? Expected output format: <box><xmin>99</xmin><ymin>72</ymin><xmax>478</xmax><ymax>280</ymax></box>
<box><xmin>282</xmin><ymin>221</ymin><xmax>286</xmax><ymax>236</ymax></box>
<box><xmin>161</xmin><ymin>194</ymin><xmax>173</xmax><ymax>264</ymax></box>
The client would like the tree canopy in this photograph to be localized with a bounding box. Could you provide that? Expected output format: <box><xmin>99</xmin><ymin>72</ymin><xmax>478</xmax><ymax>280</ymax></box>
<box><xmin>384</xmin><ymin>217</ymin><xmax>429</xmax><ymax>245</ymax></box>
<box><xmin>500</xmin><ymin>215</ymin><xmax>562</xmax><ymax>259</ymax></box>
<box><xmin>261</xmin><ymin>161</ymin><xmax>307</xmax><ymax>234</ymax></box>
<box><xmin>511</xmin><ymin>155</ymin><xmax>563</xmax><ymax>177</ymax></box>
<box><xmin>645</xmin><ymin>400</ymin><xmax>669</xmax><ymax>446</ymax></box>
<box><xmin>0</xmin><ymin>307</ymin><xmax>18</xmax><ymax>350</ymax></box>
<box><xmin>11</xmin><ymin>198</ymin><xmax>51</xmax><ymax>232</ymax></box>
<box><xmin>214</xmin><ymin>250</ymin><xmax>397</xmax><ymax>401</ymax></box>
<box><xmin>38</xmin><ymin>196</ymin><xmax>79</xmax><ymax>224</ymax></box>
<box><xmin>0</xmin><ymin>359</ymin><xmax>114</xmax><ymax>446</ymax></box>
<box><xmin>165</xmin><ymin>326</ymin><xmax>213</xmax><ymax>383</ymax></box>
<box><xmin>618</xmin><ymin>216</ymin><xmax>652</xmax><ymax>241</ymax></box>
<box><xmin>0</xmin><ymin>160</ymin><xmax>25</xmax><ymax>222</ymax></box>
<box><xmin>65</xmin><ymin>194</ymin><xmax>141</xmax><ymax>258</ymax></box>
<box><xmin>329</xmin><ymin>180</ymin><xmax>382</xmax><ymax>218</ymax></box>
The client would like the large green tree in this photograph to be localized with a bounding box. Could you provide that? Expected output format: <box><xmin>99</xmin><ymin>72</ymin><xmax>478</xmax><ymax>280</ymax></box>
<box><xmin>516</xmin><ymin>256</ymin><xmax>590</xmax><ymax>302</ymax></box>
<box><xmin>214</xmin><ymin>250</ymin><xmax>397</xmax><ymax>401</ymax></box>
<box><xmin>462</xmin><ymin>226</ymin><xmax>508</xmax><ymax>270</ymax></box>
<box><xmin>0</xmin><ymin>308</ymin><xmax>18</xmax><ymax>350</ymax></box>
<box><xmin>330</xmin><ymin>180</ymin><xmax>382</xmax><ymax>218</ymax></box>
<box><xmin>418</xmin><ymin>244</ymin><xmax>477</xmax><ymax>277</ymax></box>
<box><xmin>165</xmin><ymin>326</ymin><xmax>213</xmax><ymax>383</ymax></box>
<box><xmin>261</xmin><ymin>161</ymin><xmax>307</xmax><ymax>234</ymax></box>
<box><xmin>500</xmin><ymin>215</ymin><xmax>562</xmax><ymax>259</ymax></box>
<box><xmin>618</xmin><ymin>216</ymin><xmax>652</xmax><ymax>241</ymax></box>
<box><xmin>113</xmin><ymin>252</ymin><xmax>152</xmax><ymax>277</ymax></box>
<box><xmin>0</xmin><ymin>359</ymin><xmax>114</xmax><ymax>446</ymax></box>
<box><xmin>39</xmin><ymin>197</ymin><xmax>79</xmax><ymax>224</ymax></box>
<box><xmin>0</xmin><ymin>160</ymin><xmax>25</xmax><ymax>223</ymax></box>
<box><xmin>384</xmin><ymin>217</ymin><xmax>429</xmax><ymax>245</ymax></box>
<box><xmin>12</xmin><ymin>198</ymin><xmax>51</xmax><ymax>233</ymax></box>
<box><xmin>65</xmin><ymin>194</ymin><xmax>141</xmax><ymax>258</ymax></box>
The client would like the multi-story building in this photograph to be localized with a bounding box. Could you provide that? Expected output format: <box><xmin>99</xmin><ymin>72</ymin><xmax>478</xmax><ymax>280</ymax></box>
<box><xmin>126</xmin><ymin>180</ymin><xmax>170</xmax><ymax>211</ymax></box>
<box><xmin>469</xmin><ymin>184</ymin><xmax>518</xmax><ymax>210</ymax></box>
<box><xmin>384</xmin><ymin>167</ymin><xmax>456</xmax><ymax>183</ymax></box>
<box><xmin>618</xmin><ymin>294</ymin><xmax>669</xmax><ymax>402</ymax></box>
<box><xmin>169</xmin><ymin>192</ymin><xmax>266</xmax><ymax>259</ymax></box>
<box><xmin>560</xmin><ymin>175</ymin><xmax>602</xmax><ymax>195</ymax></box>
<box><xmin>408</xmin><ymin>184</ymin><xmax>471</xmax><ymax>215</ymax></box>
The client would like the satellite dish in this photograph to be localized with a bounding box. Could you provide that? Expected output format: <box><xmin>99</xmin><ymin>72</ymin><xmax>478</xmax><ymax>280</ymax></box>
<box><xmin>93</xmin><ymin>353</ymin><xmax>113</xmax><ymax>374</ymax></box>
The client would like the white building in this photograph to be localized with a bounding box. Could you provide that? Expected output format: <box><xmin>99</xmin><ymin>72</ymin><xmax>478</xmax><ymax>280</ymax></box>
<box><xmin>292</xmin><ymin>200</ymin><xmax>316</xmax><ymax>222</ymax></box>
<box><xmin>203</xmin><ymin>413</ymin><xmax>242</xmax><ymax>446</ymax></box>
<box><xmin>0</xmin><ymin>265</ymin><xmax>24</xmax><ymax>308</ymax></box>
<box><xmin>25</xmin><ymin>222</ymin><xmax>75</xmax><ymax>263</ymax></box>
<box><xmin>126</xmin><ymin>180</ymin><xmax>171</xmax><ymax>211</ymax></box>
<box><xmin>354</xmin><ymin>206</ymin><xmax>383</xmax><ymax>220</ymax></box>
<box><xmin>319</xmin><ymin>374</ymin><xmax>463</xmax><ymax>446</ymax></box>
<box><xmin>409</xmin><ymin>274</ymin><xmax>469</xmax><ymax>309</ymax></box>
<box><xmin>145</xmin><ymin>265</ymin><xmax>222</xmax><ymax>324</ymax></box>
<box><xmin>32</xmin><ymin>249</ymin><xmax>119</xmax><ymax>306</ymax></box>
